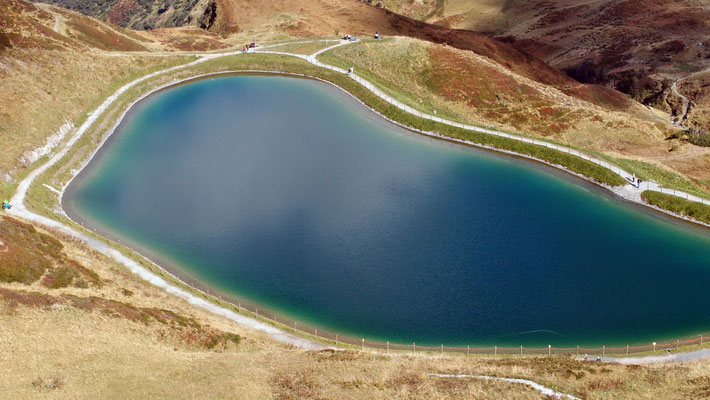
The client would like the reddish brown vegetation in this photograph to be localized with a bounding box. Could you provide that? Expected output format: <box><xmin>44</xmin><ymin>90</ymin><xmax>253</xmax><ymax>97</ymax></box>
<box><xmin>157</xmin><ymin>326</ymin><xmax>242</xmax><ymax>349</ymax></box>
<box><xmin>271</xmin><ymin>368</ymin><xmax>323</xmax><ymax>399</ymax></box>
<box><xmin>424</xmin><ymin>45</ymin><xmax>580</xmax><ymax>133</ymax></box>
<box><xmin>32</xmin><ymin>376</ymin><xmax>64</xmax><ymax>391</ymax></box>
<box><xmin>65</xmin><ymin>16</ymin><xmax>147</xmax><ymax>51</ymax></box>
<box><xmin>0</xmin><ymin>0</ymin><xmax>70</xmax><ymax>50</ymax></box>
<box><xmin>0</xmin><ymin>216</ymin><xmax>65</xmax><ymax>284</ymax></box>
<box><xmin>0</xmin><ymin>287</ymin><xmax>196</xmax><ymax>326</ymax></box>
<box><xmin>0</xmin><ymin>216</ymin><xmax>101</xmax><ymax>287</ymax></box>
<box><xmin>564</xmin><ymin>85</ymin><xmax>632</xmax><ymax>111</ymax></box>
<box><xmin>0</xmin><ymin>286</ymin><xmax>242</xmax><ymax>349</ymax></box>
<box><xmin>105</xmin><ymin>0</ymin><xmax>140</xmax><ymax>27</ymax></box>
<box><xmin>383</xmin><ymin>11</ymin><xmax>576</xmax><ymax>89</ymax></box>
<box><xmin>163</xmin><ymin>36</ymin><xmax>229</xmax><ymax>51</ymax></box>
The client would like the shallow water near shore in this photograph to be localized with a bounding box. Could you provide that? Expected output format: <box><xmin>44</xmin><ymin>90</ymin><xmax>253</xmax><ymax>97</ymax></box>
<box><xmin>66</xmin><ymin>75</ymin><xmax>710</xmax><ymax>347</ymax></box>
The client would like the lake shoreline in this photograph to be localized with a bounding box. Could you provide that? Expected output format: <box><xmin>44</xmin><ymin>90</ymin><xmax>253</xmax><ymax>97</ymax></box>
<box><xmin>61</xmin><ymin>72</ymin><xmax>710</xmax><ymax>350</ymax></box>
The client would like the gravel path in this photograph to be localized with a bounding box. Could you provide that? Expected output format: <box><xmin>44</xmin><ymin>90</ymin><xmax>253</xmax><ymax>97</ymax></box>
<box><xmin>263</xmin><ymin>41</ymin><xmax>710</xmax><ymax>217</ymax></box>
<box><xmin>671</xmin><ymin>79</ymin><xmax>691</xmax><ymax>127</ymax></box>
<box><xmin>8</xmin><ymin>49</ymin><xmax>324</xmax><ymax>351</ymax></box>
<box><xmin>429</xmin><ymin>374</ymin><xmax>581</xmax><ymax>399</ymax></box>
<box><xmin>7</xmin><ymin>38</ymin><xmax>710</xmax><ymax>354</ymax></box>
<box><xmin>597</xmin><ymin>348</ymin><xmax>710</xmax><ymax>364</ymax></box>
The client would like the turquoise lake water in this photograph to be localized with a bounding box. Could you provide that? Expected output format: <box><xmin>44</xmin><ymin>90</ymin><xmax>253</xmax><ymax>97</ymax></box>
<box><xmin>66</xmin><ymin>75</ymin><xmax>710</xmax><ymax>347</ymax></box>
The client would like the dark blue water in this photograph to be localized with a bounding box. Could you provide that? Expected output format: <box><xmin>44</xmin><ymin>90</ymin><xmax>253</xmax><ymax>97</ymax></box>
<box><xmin>68</xmin><ymin>75</ymin><xmax>710</xmax><ymax>347</ymax></box>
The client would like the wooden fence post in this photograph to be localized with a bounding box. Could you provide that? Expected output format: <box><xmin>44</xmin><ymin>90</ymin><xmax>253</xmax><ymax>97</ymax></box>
<box><xmin>413</xmin><ymin>342</ymin><xmax>415</xmax><ymax>354</ymax></box>
<box><xmin>702</xmin><ymin>335</ymin><xmax>704</xmax><ymax>346</ymax></box>
<box><xmin>626</xmin><ymin>345</ymin><xmax>629</xmax><ymax>355</ymax></box>
<box><xmin>602</xmin><ymin>345</ymin><xmax>605</xmax><ymax>356</ymax></box>
<box><xmin>494</xmin><ymin>346</ymin><xmax>497</xmax><ymax>356</ymax></box>
<box><xmin>520</xmin><ymin>345</ymin><xmax>523</xmax><ymax>356</ymax></box>
<box><xmin>576</xmin><ymin>345</ymin><xmax>579</xmax><ymax>356</ymax></box>
<box><xmin>386</xmin><ymin>341</ymin><xmax>389</xmax><ymax>354</ymax></box>
<box><xmin>441</xmin><ymin>345</ymin><xmax>443</xmax><ymax>355</ymax></box>
<box><xmin>467</xmin><ymin>345</ymin><xmax>469</xmax><ymax>356</ymax></box>
<box><xmin>361</xmin><ymin>339</ymin><xmax>364</xmax><ymax>351</ymax></box>
<box><xmin>335</xmin><ymin>335</ymin><xmax>338</xmax><ymax>346</ymax></box>
<box><xmin>548</xmin><ymin>345</ymin><xmax>551</xmax><ymax>356</ymax></box>
<box><xmin>653</xmin><ymin>342</ymin><xmax>657</xmax><ymax>352</ymax></box>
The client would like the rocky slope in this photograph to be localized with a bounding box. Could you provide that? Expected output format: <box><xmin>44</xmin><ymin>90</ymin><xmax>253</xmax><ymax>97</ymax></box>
<box><xmin>380</xmin><ymin>0</ymin><xmax>710</xmax><ymax>136</ymax></box>
<box><xmin>31</xmin><ymin>0</ymin><xmax>218</xmax><ymax>30</ymax></box>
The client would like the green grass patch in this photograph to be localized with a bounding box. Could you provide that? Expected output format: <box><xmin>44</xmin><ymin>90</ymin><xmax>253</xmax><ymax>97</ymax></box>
<box><xmin>316</xmin><ymin>41</ymin><xmax>467</xmax><ymax>124</ymax></box>
<box><xmin>317</xmin><ymin>43</ymin><xmax>623</xmax><ymax>186</ymax></box>
<box><xmin>609</xmin><ymin>158</ymin><xmax>710</xmax><ymax>200</ymax></box>
<box><xmin>642</xmin><ymin>191</ymin><xmax>710</xmax><ymax>225</ymax></box>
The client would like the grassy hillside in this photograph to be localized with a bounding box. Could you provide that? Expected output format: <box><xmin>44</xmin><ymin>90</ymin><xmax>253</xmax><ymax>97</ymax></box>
<box><xmin>5</xmin><ymin>0</ymin><xmax>710</xmax><ymax>204</ymax></box>
<box><xmin>380</xmin><ymin>0</ymin><xmax>710</xmax><ymax>138</ymax></box>
<box><xmin>0</xmin><ymin>0</ymin><xmax>233</xmax><ymax>199</ymax></box>
<box><xmin>318</xmin><ymin>37</ymin><xmax>710</xmax><ymax>198</ymax></box>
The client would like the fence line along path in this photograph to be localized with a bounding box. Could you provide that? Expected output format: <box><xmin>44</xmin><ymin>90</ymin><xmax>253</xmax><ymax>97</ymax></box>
<box><xmin>9</xmin><ymin>38</ymin><xmax>710</xmax><ymax>359</ymax></box>
<box><xmin>257</xmin><ymin>39</ymin><xmax>710</xmax><ymax>209</ymax></box>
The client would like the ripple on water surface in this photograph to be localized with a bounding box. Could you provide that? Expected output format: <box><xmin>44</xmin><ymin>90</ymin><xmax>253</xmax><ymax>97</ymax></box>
<box><xmin>68</xmin><ymin>75</ymin><xmax>710</xmax><ymax>347</ymax></box>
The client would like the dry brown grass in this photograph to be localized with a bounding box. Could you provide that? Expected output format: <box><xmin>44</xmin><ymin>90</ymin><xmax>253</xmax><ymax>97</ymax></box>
<box><xmin>2</xmin><ymin>214</ymin><xmax>710</xmax><ymax>399</ymax></box>
<box><xmin>0</xmin><ymin>46</ymin><xmax>192</xmax><ymax>196</ymax></box>
<box><xmin>5</xmin><ymin>302</ymin><xmax>710</xmax><ymax>399</ymax></box>
<box><xmin>322</xmin><ymin>37</ymin><xmax>673</xmax><ymax>150</ymax></box>
<box><xmin>0</xmin><ymin>216</ymin><xmax>101</xmax><ymax>288</ymax></box>
<box><xmin>319</xmin><ymin>36</ymin><xmax>710</xmax><ymax>195</ymax></box>
<box><xmin>0</xmin><ymin>0</ymin><xmax>201</xmax><ymax>198</ymax></box>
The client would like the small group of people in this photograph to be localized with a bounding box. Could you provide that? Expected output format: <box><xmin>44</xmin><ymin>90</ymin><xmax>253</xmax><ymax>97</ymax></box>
<box><xmin>630</xmin><ymin>173</ymin><xmax>643</xmax><ymax>188</ymax></box>
<box><xmin>2</xmin><ymin>201</ymin><xmax>11</xmax><ymax>210</ymax></box>
<box><xmin>342</xmin><ymin>32</ymin><xmax>381</xmax><ymax>41</ymax></box>
<box><xmin>242</xmin><ymin>42</ymin><xmax>256</xmax><ymax>53</ymax></box>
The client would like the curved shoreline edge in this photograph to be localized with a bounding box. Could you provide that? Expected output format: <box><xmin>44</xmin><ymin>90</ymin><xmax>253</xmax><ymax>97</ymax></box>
<box><xmin>10</xmin><ymin>59</ymin><xmax>326</xmax><ymax>350</ymax></box>
<box><xmin>7</xmin><ymin>39</ymin><xmax>710</xmax><ymax>361</ymax></box>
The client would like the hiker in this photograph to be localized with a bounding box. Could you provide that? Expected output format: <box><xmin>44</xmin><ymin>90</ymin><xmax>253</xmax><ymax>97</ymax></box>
<box><xmin>375</xmin><ymin>31</ymin><xmax>380</xmax><ymax>39</ymax></box>
<box><xmin>347</xmin><ymin>66</ymin><xmax>354</xmax><ymax>75</ymax></box>
<box><xmin>637</xmin><ymin>179</ymin><xmax>642</xmax><ymax>188</ymax></box>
